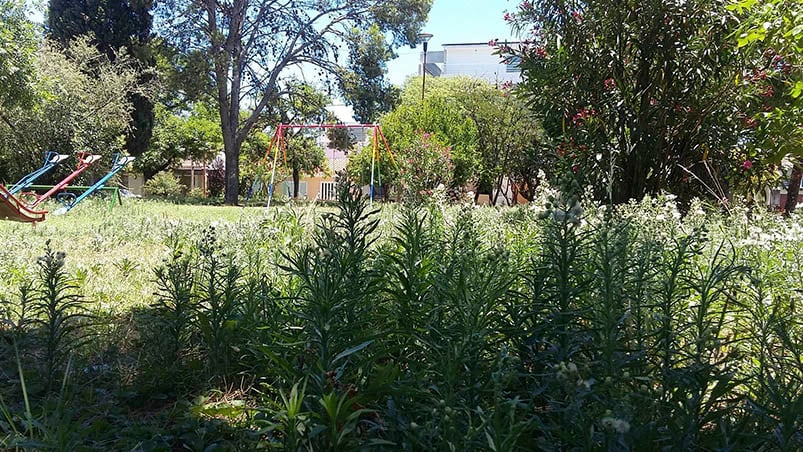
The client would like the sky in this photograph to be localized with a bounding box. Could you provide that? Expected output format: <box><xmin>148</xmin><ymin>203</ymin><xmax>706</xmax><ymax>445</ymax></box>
<box><xmin>385</xmin><ymin>0</ymin><xmax>519</xmax><ymax>86</ymax></box>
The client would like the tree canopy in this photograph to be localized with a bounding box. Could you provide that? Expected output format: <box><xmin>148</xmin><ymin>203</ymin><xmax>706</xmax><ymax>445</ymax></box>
<box><xmin>0</xmin><ymin>37</ymin><xmax>143</xmax><ymax>184</ymax></box>
<box><xmin>0</xmin><ymin>0</ymin><xmax>37</xmax><ymax>111</ymax></box>
<box><xmin>156</xmin><ymin>0</ymin><xmax>432</xmax><ymax>204</ymax></box>
<box><xmin>48</xmin><ymin>0</ymin><xmax>157</xmax><ymax>159</ymax></box>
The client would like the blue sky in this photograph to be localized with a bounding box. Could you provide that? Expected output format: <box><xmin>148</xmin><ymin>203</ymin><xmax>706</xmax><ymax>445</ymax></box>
<box><xmin>385</xmin><ymin>0</ymin><xmax>519</xmax><ymax>85</ymax></box>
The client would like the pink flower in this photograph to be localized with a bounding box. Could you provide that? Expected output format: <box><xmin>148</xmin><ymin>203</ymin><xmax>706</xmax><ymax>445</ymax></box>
<box><xmin>604</xmin><ymin>78</ymin><xmax>616</xmax><ymax>90</ymax></box>
<box><xmin>504</xmin><ymin>12</ymin><xmax>513</xmax><ymax>22</ymax></box>
<box><xmin>533</xmin><ymin>46</ymin><xmax>547</xmax><ymax>58</ymax></box>
<box><xmin>488</xmin><ymin>38</ymin><xmax>499</xmax><ymax>47</ymax></box>
<box><xmin>520</xmin><ymin>1</ymin><xmax>531</xmax><ymax>9</ymax></box>
<box><xmin>742</xmin><ymin>160</ymin><xmax>753</xmax><ymax>170</ymax></box>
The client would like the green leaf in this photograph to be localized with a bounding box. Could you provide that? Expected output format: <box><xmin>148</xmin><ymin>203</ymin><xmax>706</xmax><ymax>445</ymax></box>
<box><xmin>333</xmin><ymin>340</ymin><xmax>373</xmax><ymax>363</ymax></box>
<box><xmin>791</xmin><ymin>80</ymin><xmax>803</xmax><ymax>99</ymax></box>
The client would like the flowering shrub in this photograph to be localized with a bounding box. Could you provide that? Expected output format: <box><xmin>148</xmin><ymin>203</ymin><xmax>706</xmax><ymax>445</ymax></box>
<box><xmin>396</xmin><ymin>131</ymin><xmax>454</xmax><ymax>203</ymax></box>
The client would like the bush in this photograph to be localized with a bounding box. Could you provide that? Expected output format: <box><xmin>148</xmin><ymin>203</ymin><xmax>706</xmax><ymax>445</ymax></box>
<box><xmin>143</xmin><ymin>171</ymin><xmax>185</xmax><ymax>198</ymax></box>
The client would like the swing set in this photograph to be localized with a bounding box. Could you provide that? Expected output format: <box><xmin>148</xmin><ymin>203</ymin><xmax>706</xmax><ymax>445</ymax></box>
<box><xmin>259</xmin><ymin>123</ymin><xmax>396</xmax><ymax>208</ymax></box>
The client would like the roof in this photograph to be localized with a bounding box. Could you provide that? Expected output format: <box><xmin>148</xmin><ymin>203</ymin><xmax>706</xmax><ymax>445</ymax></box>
<box><xmin>443</xmin><ymin>41</ymin><xmax>522</xmax><ymax>47</ymax></box>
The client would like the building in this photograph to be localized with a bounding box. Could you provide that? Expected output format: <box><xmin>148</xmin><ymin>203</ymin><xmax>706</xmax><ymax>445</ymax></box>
<box><xmin>420</xmin><ymin>42</ymin><xmax>522</xmax><ymax>86</ymax></box>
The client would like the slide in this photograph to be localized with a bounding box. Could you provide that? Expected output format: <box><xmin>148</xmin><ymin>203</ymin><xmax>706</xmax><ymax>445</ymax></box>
<box><xmin>0</xmin><ymin>184</ymin><xmax>47</xmax><ymax>223</ymax></box>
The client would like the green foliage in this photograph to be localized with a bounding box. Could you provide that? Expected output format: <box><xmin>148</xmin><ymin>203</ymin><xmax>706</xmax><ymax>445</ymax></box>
<box><xmin>728</xmin><ymin>0</ymin><xmax>803</xmax><ymax>209</ymax></box>
<box><xmin>0</xmin><ymin>36</ymin><xmax>145</xmax><ymax>183</ymax></box>
<box><xmin>506</xmin><ymin>0</ymin><xmax>747</xmax><ymax>204</ymax></box>
<box><xmin>457</xmin><ymin>79</ymin><xmax>546</xmax><ymax>203</ymax></box>
<box><xmin>139</xmin><ymin>102</ymin><xmax>222</xmax><ymax>180</ymax></box>
<box><xmin>143</xmin><ymin>170</ymin><xmax>185</xmax><ymax>198</ymax></box>
<box><xmin>339</xmin><ymin>24</ymin><xmax>401</xmax><ymax>123</ymax></box>
<box><xmin>1</xmin><ymin>197</ymin><xmax>803</xmax><ymax>450</ymax></box>
<box><xmin>396</xmin><ymin>132</ymin><xmax>455</xmax><ymax>203</ymax></box>
<box><xmin>379</xmin><ymin>79</ymin><xmax>478</xmax><ymax>187</ymax></box>
<box><xmin>29</xmin><ymin>243</ymin><xmax>92</xmax><ymax>393</ymax></box>
<box><xmin>48</xmin><ymin>0</ymin><xmax>156</xmax><ymax>157</ymax></box>
<box><xmin>369</xmin><ymin>76</ymin><xmax>545</xmax><ymax>203</ymax></box>
<box><xmin>0</xmin><ymin>0</ymin><xmax>37</xmax><ymax>111</ymax></box>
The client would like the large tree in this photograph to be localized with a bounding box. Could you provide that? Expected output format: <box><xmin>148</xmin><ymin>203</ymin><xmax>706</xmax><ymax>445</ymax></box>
<box><xmin>0</xmin><ymin>37</ymin><xmax>142</xmax><ymax>183</ymax></box>
<box><xmin>157</xmin><ymin>0</ymin><xmax>431</xmax><ymax>204</ymax></box>
<box><xmin>48</xmin><ymin>0</ymin><xmax>156</xmax><ymax>160</ymax></box>
<box><xmin>505</xmin><ymin>0</ymin><xmax>748</xmax><ymax>204</ymax></box>
<box><xmin>0</xmin><ymin>0</ymin><xmax>37</xmax><ymax>113</ymax></box>
<box><xmin>339</xmin><ymin>24</ymin><xmax>401</xmax><ymax>123</ymax></box>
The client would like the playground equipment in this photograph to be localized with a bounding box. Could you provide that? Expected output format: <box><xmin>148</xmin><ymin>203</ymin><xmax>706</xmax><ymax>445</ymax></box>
<box><xmin>28</xmin><ymin>152</ymin><xmax>101</xmax><ymax>208</ymax></box>
<box><xmin>261</xmin><ymin>124</ymin><xmax>395</xmax><ymax>208</ymax></box>
<box><xmin>0</xmin><ymin>184</ymin><xmax>47</xmax><ymax>223</ymax></box>
<box><xmin>7</xmin><ymin>151</ymin><xmax>69</xmax><ymax>195</ymax></box>
<box><xmin>52</xmin><ymin>153</ymin><xmax>135</xmax><ymax>215</ymax></box>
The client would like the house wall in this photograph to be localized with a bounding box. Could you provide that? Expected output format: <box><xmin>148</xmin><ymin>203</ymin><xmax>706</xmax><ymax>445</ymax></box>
<box><xmin>121</xmin><ymin>173</ymin><xmax>145</xmax><ymax>195</ymax></box>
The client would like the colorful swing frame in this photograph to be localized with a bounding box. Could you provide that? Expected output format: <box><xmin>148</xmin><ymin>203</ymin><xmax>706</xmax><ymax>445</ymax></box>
<box><xmin>260</xmin><ymin>123</ymin><xmax>396</xmax><ymax>208</ymax></box>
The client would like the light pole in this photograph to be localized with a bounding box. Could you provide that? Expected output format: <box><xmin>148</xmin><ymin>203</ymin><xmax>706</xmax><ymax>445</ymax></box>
<box><xmin>418</xmin><ymin>32</ymin><xmax>433</xmax><ymax>101</ymax></box>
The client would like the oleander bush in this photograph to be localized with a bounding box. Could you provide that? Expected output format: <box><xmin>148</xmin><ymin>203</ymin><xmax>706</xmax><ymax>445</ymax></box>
<box><xmin>0</xmin><ymin>189</ymin><xmax>801</xmax><ymax>450</ymax></box>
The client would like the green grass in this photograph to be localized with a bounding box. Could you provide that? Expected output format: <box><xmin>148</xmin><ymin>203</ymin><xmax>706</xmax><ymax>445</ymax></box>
<box><xmin>0</xmin><ymin>192</ymin><xmax>801</xmax><ymax>450</ymax></box>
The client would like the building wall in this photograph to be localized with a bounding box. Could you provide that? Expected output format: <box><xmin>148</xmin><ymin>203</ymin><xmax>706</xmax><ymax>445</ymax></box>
<box><xmin>121</xmin><ymin>173</ymin><xmax>145</xmax><ymax>195</ymax></box>
<box><xmin>421</xmin><ymin>43</ymin><xmax>522</xmax><ymax>86</ymax></box>
<box><xmin>442</xmin><ymin>44</ymin><xmax>521</xmax><ymax>85</ymax></box>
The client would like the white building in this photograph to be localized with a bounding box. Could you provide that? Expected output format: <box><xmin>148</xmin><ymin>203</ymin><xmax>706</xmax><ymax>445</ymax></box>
<box><xmin>420</xmin><ymin>42</ymin><xmax>521</xmax><ymax>86</ymax></box>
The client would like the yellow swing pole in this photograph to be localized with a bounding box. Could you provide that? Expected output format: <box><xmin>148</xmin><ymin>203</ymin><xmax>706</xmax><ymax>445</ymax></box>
<box><xmin>369</xmin><ymin>126</ymin><xmax>380</xmax><ymax>207</ymax></box>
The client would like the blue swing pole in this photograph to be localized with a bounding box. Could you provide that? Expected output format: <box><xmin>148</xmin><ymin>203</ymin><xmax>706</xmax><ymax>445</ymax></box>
<box><xmin>7</xmin><ymin>151</ymin><xmax>69</xmax><ymax>195</ymax></box>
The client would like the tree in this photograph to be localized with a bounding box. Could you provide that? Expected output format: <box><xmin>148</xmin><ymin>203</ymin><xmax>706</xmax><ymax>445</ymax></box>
<box><xmin>729</xmin><ymin>0</ymin><xmax>803</xmax><ymax>212</ymax></box>
<box><xmin>0</xmin><ymin>37</ymin><xmax>142</xmax><ymax>183</ymax></box>
<box><xmin>381</xmin><ymin>77</ymin><xmax>479</xmax><ymax>188</ymax></box>
<box><xmin>157</xmin><ymin>0</ymin><xmax>432</xmax><ymax>204</ymax></box>
<box><xmin>284</xmin><ymin>135</ymin><xmax>328</xmax><ymax>199</ymax></box>
<box><xmin>48</xmin><ymin>0</ymin><xmax>156</xmax><ymax>159</ymax></box>
<box><xmin>0</xmin><ymin>0</ymin><xmax>37</xmax><ymax>113</ymax></box>
<box><xmin>140</xmin><ymin>102</ymin><xmax>222</xmax><ymax>180</ymax></box>
<box><xmin>505</xmin><ymin>0</ymin><xmax>748</xmax><ymax>204</ymax></box>
<box><xmin>371</xmin><ymin>76</ymin><xmax>545</xmax><ymax>204</ymax></box>
<box><xmin>456</xmin><ymin>79</ymin><xmax>545</xmax><ymax>204</ymax></box>
<box><xmin>272</xmin><ymin>84</ymin><xmax>331</xmax><ymax>199</ymax></box>
<box><xmin>339</xmin><ymin>24</ymin><xmax>401</xmax><ymax>123</ymax></box>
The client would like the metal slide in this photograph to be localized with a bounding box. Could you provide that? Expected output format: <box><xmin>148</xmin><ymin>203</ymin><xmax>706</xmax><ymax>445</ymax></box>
<box><xmin>0</xmin><ymin>184</ymin><xmax>47</xmax><ymax>223</ymax></box>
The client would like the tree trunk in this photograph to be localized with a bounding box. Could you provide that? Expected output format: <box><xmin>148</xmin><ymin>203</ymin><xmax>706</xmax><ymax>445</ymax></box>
<box><xmin>293</xmin><ymin>166</ymin><xmax>300</xmax><ymax>198</ymax></box>
<box><xmin>223</xmin><ymin>132</ymin><xmax>240</xmax><ymax>205</ymax></box>
<box><xmin>784</xmin><ymin>163</ymin><xmax>802</xmax><ymax>214</ymax></box>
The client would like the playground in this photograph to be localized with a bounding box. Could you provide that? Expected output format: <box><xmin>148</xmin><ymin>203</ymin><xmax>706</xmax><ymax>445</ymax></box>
<box><xmin>0</xmin><ymin>151</ymin><xmax>135</xmax><ymax>223</ymax></box>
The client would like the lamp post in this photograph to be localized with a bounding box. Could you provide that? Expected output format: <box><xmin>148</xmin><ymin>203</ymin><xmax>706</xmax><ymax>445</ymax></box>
<box><xmin>418</xmin><ymin>32</ymin><xmax>433</xmax><ymax>101</ymax></box>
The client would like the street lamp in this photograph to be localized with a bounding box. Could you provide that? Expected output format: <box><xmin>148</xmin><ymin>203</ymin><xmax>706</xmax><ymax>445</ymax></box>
<box><xmin>418</xmin><ymin>32</ymin><xmax>433</xmax><ymax>101</ymax></box>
